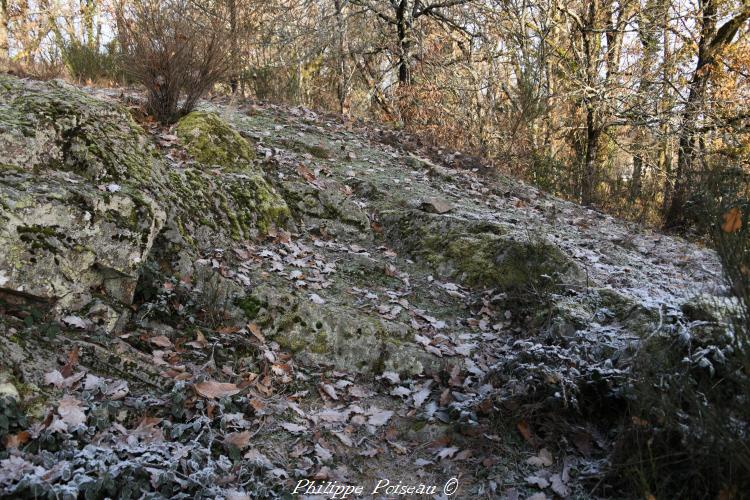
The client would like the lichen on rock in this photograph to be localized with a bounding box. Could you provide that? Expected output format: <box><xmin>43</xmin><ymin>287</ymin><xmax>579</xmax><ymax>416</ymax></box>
<box><xmin>0</xmin><ymin>76</ymin><xmax>169</xmax><ymax>313</ymax></box>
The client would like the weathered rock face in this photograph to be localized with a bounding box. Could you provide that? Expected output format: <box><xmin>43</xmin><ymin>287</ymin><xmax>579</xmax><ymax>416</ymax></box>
<box><xmin>0</xmin><ymin>172</ymin><xmax>164</xmax><ymax>309</ymax></box>
<box><xmin>247</xmin><ymin>284</ymin><xmax>440</xmax><ymax>376</ymax></box>
<box><xmin>0</xmin><ymin>76</ymin><xmax>155</xmax><ymax>182</ymax></box>
<box><xmin>0</xmin><ymin>77</ymin><xmax>288</xmax><ymax>317</ymax></box>
<box><xmin>0</xmin><ymin>77</ymin><xmax>165</xmax><ymax>310</ymax></box>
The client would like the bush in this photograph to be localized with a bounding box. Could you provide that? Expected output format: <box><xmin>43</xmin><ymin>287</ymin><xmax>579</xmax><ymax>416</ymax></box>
<box><xmin>117</xmin><ymin>0</ymin><xmax>233</xmax><ymax>123</ymax></box>
<box><xmin>612</xmin><ymin>165</ymin><xmax>750</xmax><ymax>498</ymax></box>
<box><xmin>61</xmin><ymin>40</ymin><xmax>124</xmax><ymax>84</ymax></box>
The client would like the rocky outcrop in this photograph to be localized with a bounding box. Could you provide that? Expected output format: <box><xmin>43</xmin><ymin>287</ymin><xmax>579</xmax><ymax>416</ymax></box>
<box><xmin>0</xmin><ymin>77</ymin><xmax>165</xmax><ymax>311</ymax></box>
<box><xmin>0</xmin><ymin>77</ymin><xmax>731</xmax><ymax>499</ymax></box>
<box><xmin>381</xmin><ymin>209</ymin><xmax>585</xmax><ymax>294</ymax></box>
<box><xmin>0</xmin><ymin>77</ymin><xmax>288</xmax><ymax>320</ymax></box>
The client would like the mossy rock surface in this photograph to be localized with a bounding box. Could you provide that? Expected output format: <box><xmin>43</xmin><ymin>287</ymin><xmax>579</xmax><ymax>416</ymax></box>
<box><xmin>176</xmin><ymin>111</ymin><xmax>256</xmax><ymax>169</ymax></box>
<box><xmin>0</xmin><ymin>75</ymin><xmax>156</xmax><ymax>182</ymax></box>
<box><xmin>381</xmin><ymin>209</ymin><xmax>584</xmax><ymax>294</ymax></box>
<box><xmin>248</xmin><ymin>285</ymin><xmax>442</xmax><ymax>376</ymax></box>
<box><xmin>0</xmin><ymin>76</ymin><xmax>167</xmax><ymax>311</ymax></box>
<box><xmin>0</xmin><ymin>76</ymin><xmax>289</xmax><ymax>317</ymax></box>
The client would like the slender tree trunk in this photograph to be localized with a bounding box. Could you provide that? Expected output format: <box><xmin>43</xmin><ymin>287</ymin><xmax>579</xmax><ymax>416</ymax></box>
<box><xmin>579</xmin><ymin>0</ymin><xmax>600</xmax><ymax>206</ymax></box>
<box><xmin>581</xmin><ymin>107</ymin><xmax>600</xmax><ymax>205</ymax></box>
<box><xmin>0</xmin><ymin>0</ymin><xmax>9</xmax><ymax>72</ymax></box>
<box><xmin>396</xmin><ymin>0</ymin><xmax>411</xmax><ymax>85</ymax></box>
<box><xmin>82</xmin><ymin>0</ymin><xmax>96</xmax><ymax>49</ymax></box>
<box><xmin>229</xmin><ymin>0</ymin><xmax>239</xmax><ymax>94</ymax></box>
<box><xmin>333</xmin><ymin>0</ymin><xmax>349</xmax><ymax>115</ymax></box>
<box><xmin>659</xmin><ymin>3</ymin><xmax>673</xmax><ymax>214</ymax></box>
<box><xmin>630</xmin><ymin>155</ymin><xmax>643</xmax><ymax>201</ymax></box>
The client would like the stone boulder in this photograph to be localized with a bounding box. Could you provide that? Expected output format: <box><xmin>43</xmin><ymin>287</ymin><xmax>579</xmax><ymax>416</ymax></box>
<box><xmin>0</xmin><ymin>77</ymin><xmax>289</xmax><ymax>318</ymax></box>
<box><xmin>0</xmin><ymin>77</ymin><xmax>165</xmax><ymax>311</ymax></box>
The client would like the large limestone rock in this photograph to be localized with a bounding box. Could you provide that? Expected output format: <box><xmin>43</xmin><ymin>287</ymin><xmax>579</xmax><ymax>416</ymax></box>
<box><xmin>243</xmin><ymin>285</ymin><xmax>442</xmax><ymax>376</ymax></box>
<box><xmin>0</xmin><ymin>77</ymin><xmax>165</xmax><ymax>310</ymax></box>
<box><xmin>0</xmin><ymin>77</ymin><xmax>289</xmax><ymax>315</ymax></box>
<box><xmin>0</xmin><ymin>172</ymin><xmax>164</xmax><ymax>309</ymax></box>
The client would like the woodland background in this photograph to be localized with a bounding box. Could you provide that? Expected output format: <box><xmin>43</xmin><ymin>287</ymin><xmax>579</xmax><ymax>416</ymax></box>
<box><xmin>1</xmin><ymin>0</ymin><xmax>749</xmax><ymax>232</ymax></box>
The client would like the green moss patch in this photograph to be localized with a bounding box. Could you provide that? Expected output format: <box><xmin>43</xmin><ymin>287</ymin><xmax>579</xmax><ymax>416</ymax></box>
<box><xmin>176</xmin><ymin>111</ymin><xmax>256</xmax><ymax>170</ymax></box>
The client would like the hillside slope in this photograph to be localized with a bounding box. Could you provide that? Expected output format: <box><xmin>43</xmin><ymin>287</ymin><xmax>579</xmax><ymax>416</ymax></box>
<box><xmin>0</xmin><ymin>76</ymin><xmax>729</xmax><ymax>498</ymax></box>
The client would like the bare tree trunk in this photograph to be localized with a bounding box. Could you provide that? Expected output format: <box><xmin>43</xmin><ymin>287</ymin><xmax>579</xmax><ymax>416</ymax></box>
<box><xmin>630</xmin><ymin>155</ymin><xmax>643</xmax><ymax>201</ymax></box>
<box><xmin>0</xmin><ymin>0</ymin><xmax>9</xmax><ymax>71</ymax></box>
<box><xmin>581</xmin><ymin>108</ymin><xmax>600</xmax><ymax>205</ymax></box>
<box><xmin>229</xmin><ymin>0</ymin><xmax>239</xmax><ymax>94</ymax></box>
<box><xmin>659</xmin><ymin>2</ymin><xmax>674</xmax><ymax>214</ymax></box>
<box><xmin>333</xmin><ymin>0</ymin><xmax>349</xmax><ymax>115</ymax></box>
<box><xmin>396</xmin><ymin>0</ymin><xmax>411</xmax><ymax>85</ymax></box>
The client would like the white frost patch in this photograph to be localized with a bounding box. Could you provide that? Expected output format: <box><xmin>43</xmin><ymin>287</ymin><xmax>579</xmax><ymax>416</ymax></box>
<box><xmin>0</xmin><ymin>271</ymin><xmax>8</xmax><ymax>287</ymax></box>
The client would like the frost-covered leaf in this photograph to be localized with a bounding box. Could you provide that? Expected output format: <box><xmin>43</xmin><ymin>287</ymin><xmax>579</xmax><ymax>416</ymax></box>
<box><xmin>279</xmin><ymin>422</ymin><xmax>307</xmax><ymax>434</ymax></box>
<box><xmin>61</xmin><ymin>315</ymin><xmax>90</xmax><ymax>330</ymax></box>
<box><xmin>332</xmin><ymin>431</ymin><xmax>353</xmax><ymax>447</ymax></box>
<box><xmin>525</xmin><ymin>475</ymin><xmax>550</xmax><ymax>489</ymax></box>
<box><xmin>390</xmin><ymin>386</ymin><xmax>411</xmax><ymax>397</ymax></box>
<box><xmin>435</xmin><ymin>446</ymin><xmax>459</xmax><ymax>460</ymax></box>
<box><xmin>527</xmin><ymin>448</ymin><xmax>554</xmax><ymax>467</ymax></box>
<box><xmin>367</xmin><ymin>408</ymin><xmax>394</xmax><ymax>427</ymax></box>
<box><xmin>309</xmin><ymin>293</ymin><xmax>326</xmax><ymax>304</ymax></box>
<box><xmin>57</xmin><ymin>396</ymin><xmax>86</xmax><ymax>428</ymax></box>
<box><xmin>106</xmin><ymin>380</ymin><xmax>129</xmax><ymax>400</ymax></box>
<box><xmin>550</xmin><ymin>473</ymin><xmax>570</xmax><ymax>497</ymax></box>
<box><xmin>244</xmin><ymin>449</ymin><xmax>273</xmax><ymax>469</ymax></box>
<box><xmin>319</xmin><ymin>383</ymin><xmax>339</xmax><ymax>401</ymax></box>
<box><xmin>315</xmin><ymin>443</ymin><xmax>333</xmax><ymax>462</ymax></box>
<box><xmin>412</xmin><ymin>387</ymin><xmax>431</xmax><ymax>408</ymax></box>
<box><xmin>83</xmin><ymin>373</ymin><xmax>104</xmax><ymax>391</ymax></box>
<box><xmin>44</xmin><ymin>370</ymin><xmax>64</xmax><ymax>388</ymax></box>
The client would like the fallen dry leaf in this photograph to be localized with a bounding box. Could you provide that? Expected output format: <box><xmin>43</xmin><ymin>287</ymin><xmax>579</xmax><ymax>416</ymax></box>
<box><xmin>517</xmin><ymin>420</ymin><xmax>535</xmax><ymax>444</ymax></box>
<box><xmin>194</xmin><ymin>380</ymin><xmax>240</xmax><ymax>399</ymax></box>
<box><xmin>315</xmin><ymin>443</ymin><xmax>333</xmax><ymax>462</ymax></box>
<box><xmin>279</xmin><ymin>422</ymin><xmax>307</xmax><ymax>434</ymax></box>
<box><xmin>722</xmin><ymin>207</ymin><xmax>742</xmax><ymax>233</ymax></box>
<box><xmin>3</xmin><ymin>431</ymin><xmax>30</xmax><ymax>449</ymax></box>
<box><xmin>247</xmin><ymin>323</ymin><xmax>265</xmax><ymax>343</ymax></box>
<box><xmin>367</xmin><ymin>408</ymin><xmax>394</xmax><ymax>427</ymax></box>
<box><xmin>149</xmin><ymin>335</ymin><xmax>173</xmax><ymax>348</ymax></box>
<box><xmin>225</xmin><ymin>431</ymin><xmax>252</xmax><ymax>450</ymax></box>
<box><xmin>435</xmin><ymin>446</ymin><xmax>459</xmax><ymax>460</ymax></box>
<box><xmin>319</xmin><ymin>383</ymin><xmax>339</xmax><ymax>401</ymax></box>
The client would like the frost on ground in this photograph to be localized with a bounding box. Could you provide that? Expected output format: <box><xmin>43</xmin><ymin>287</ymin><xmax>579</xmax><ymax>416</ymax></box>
<box><xmin>0</xmin><ymin>76</ymin><xmax>736</xmax><ymax>499</ymax></box>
